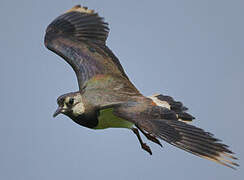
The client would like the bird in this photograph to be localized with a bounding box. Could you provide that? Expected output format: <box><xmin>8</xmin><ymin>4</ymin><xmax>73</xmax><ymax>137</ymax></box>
<box><xmin>44</xmin><ymin>5</ymin><xmax>238</xmax><ymax>169</ymax></box>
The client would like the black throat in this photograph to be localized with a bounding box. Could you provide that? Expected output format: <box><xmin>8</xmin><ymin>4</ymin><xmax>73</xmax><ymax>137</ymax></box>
<box><xmin>66</xmin><ymin>111</ymin><xmax>99</xmax><ymax>129</ymax></box>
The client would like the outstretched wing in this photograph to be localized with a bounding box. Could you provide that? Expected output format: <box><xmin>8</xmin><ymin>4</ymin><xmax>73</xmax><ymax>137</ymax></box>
<box><xmin>113</xmin><ymin>102</ymin><xmax>238</xmax><ymax>169</ymax></box>
<box><xmin>44</xmin><ymin>5</ymin><xmax>129</xmax><ymax>90</ymax></box>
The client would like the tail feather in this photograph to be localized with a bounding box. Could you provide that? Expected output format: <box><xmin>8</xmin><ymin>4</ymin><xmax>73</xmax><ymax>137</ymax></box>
<box><xmin>147</xmin><ymin>119</ymin><xmax>239</xmax><ymax>169</ymax></box>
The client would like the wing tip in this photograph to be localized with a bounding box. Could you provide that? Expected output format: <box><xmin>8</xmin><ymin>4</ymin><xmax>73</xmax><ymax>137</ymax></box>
<box><xmin>45</xmin><ymin>5</ymin><xmax>109</xmax><ymax>44</ymax></box>
<box><xmin>66</xmin><ymin>5</ymin><xmax>95</xmax><ymax>14</ymax></box>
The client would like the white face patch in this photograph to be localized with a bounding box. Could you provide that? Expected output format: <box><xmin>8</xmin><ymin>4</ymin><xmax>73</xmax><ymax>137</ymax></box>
<box><xmin>148</xmin><ymin>95</ymin><xmax>171</xmax><ymax>109</ymax></box>
<box><xmin>70</xmin><ymin>94</ymin><xmax>85</xmax><ymax>116</ymax></box>
<box><xmin>72</xmin><ymin>101</ymin><xmax>85</xmax><ymax>116</ymax></box>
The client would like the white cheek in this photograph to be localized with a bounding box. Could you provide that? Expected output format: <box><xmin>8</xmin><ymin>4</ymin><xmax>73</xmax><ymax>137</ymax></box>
<box><xmin>63</xmin><ymin>104</ymin><xmax>68</xmax><ymax>109</ymax></box>
<box><xmin>72</xmin><ymin>103</ymin><xmax>85</xmax><ymax>116</ymax></box>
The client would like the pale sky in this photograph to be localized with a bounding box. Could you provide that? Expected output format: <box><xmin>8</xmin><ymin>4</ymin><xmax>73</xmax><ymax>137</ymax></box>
<box><xmin>0</xmin><ymin>0</ymin><xmax>243</xmax><ymax>179</ymax></box>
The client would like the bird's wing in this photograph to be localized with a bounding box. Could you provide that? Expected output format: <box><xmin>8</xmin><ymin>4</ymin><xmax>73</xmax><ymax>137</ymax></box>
<box><xmin>44</xmin><ymin>5</ymin><xmax>129</xmax><ymax>90</ymax></box>
<box><xmin>112</xmin><ymin>102</ymin><xmax>238</xmax><ymax>169</ymax></box>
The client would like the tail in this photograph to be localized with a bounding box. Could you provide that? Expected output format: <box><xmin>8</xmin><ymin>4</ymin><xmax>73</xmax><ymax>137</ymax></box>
<box><xmin>146</xmin><ymin>119</ymin><xmax>239</xmax><ymax>169</ymax></box>
<box><xmin>148</xmin><ymin>94</ymin><xmax>195</xmax><ymax>122</ymax></box>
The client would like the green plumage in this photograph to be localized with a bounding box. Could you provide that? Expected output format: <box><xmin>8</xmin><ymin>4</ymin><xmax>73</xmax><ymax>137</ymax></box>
<box><xmin>95</xmin><ymin>108</ymin><xmax>133</xmax><ymax>129</ymax></box>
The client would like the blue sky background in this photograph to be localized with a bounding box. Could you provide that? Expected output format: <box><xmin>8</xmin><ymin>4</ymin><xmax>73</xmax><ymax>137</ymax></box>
<box><xmin>0</xmin><ymin>0</ymin><xmax>243</xmax><ymax>179</ymax></box>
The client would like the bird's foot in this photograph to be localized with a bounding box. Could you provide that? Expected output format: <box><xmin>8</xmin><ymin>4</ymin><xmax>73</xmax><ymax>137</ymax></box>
<box><xmin>132</xmin><ymin>127</ymin><xmax>152</xmax><ymax>155</ymax></box>
<box><xmin>144</xmin><ymin>133</ymin><xmax>162</xmax><ymax>147</ymax></box>
<box><xmin>135</xmin><ymin>125</ymin><xmax>162</xmax><ymax>147</ymax></box>
<box><xmin>141</xmin><ymin>142</ymin><xmax>152</xmax><ymax>155</ymax></box>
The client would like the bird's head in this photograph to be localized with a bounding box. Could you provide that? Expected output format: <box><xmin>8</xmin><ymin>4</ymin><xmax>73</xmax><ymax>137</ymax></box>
<box><xmin>53</xmin><ymin>92</ymin><xmax>85</xmax><ymax>118</ymax></box>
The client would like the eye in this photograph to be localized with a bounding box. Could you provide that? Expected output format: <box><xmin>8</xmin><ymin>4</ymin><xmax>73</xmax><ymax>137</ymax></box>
<box><xmin>68</xmin><ymin>98</ymin><xmax>74</xmax><ymax>106</ymax></box>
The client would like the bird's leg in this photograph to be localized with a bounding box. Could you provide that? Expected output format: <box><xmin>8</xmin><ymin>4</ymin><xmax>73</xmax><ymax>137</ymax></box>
<box><xmin>132</xmin><ymin>128</ymin><xmax>152</xmax><ymax>155</ymax></box>
<box><xmin>135</xmin><ymin>125</ymin><xmax>162</xmax><ymax>147</ymax></box>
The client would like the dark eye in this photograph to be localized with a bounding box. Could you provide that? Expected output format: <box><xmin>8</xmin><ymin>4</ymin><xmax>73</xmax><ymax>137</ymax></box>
<box><xmin>68</xmin><ymin>98</ymin><xmax>74</xmax><ymax>106</ymax></box>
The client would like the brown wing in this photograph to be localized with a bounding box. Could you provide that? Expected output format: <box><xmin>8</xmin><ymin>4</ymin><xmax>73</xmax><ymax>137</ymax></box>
<box><xmin>44</xmin><ymin>5</ymin><xmax>129</xmax><ymax>90</ymax></box>
<box><xmin>113</xmin><ymin>102</ymin><xmax>239</xmax><ymax>169</ymax></box>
